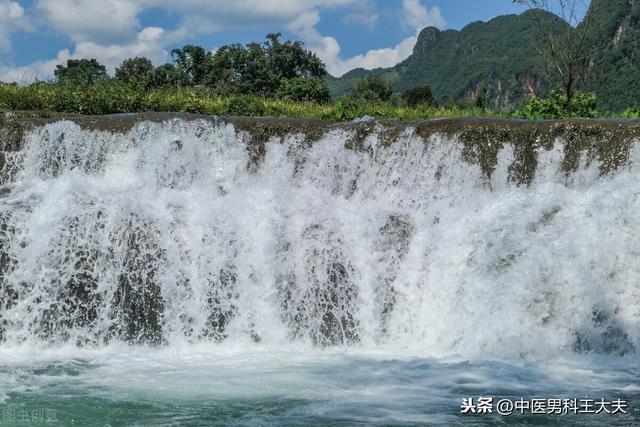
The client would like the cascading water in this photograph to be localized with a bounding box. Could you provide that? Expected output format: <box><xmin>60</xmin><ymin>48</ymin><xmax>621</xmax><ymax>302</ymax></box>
<box><xmin>0</xmin><ymin>117</ymin><xmax>638</xmax><ymax>425</ymax></box>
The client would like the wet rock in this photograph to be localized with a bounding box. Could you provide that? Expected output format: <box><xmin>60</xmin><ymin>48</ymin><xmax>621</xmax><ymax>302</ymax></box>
<box><xmin>109</xmin><ymin>215</ymin><xmax>166</xmax><ymax>345</ymax></box>
<box><xmin>279</xmin><ymin>224</ymin><xmax>360</xmax><ymax>346</ymax></box>
<box><xmin>375</xmin><ymin>215</ymin><xmax>414</xmax><ymax>334</ymax></box>
<box><xmin>574</xmin><ymin>307</ymin><xmax>636</xmax><ymax>356</ymax></box>
<box><xmin>202</xmin><ymin>267</ymin><xmax>238</xmax><ymax>342</ymax></box>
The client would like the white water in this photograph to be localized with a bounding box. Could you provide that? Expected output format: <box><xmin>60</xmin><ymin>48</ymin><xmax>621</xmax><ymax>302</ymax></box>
<box><xmin>0</xmin><ymin>118</ymin><xmax>639</xmax><ymax>361</ymax></box>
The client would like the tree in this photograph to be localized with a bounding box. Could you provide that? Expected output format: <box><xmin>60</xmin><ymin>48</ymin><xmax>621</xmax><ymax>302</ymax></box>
<box><xmin>265</xmin><ymin>33</ymin><xmax>326</xmax><ymax>80</ymax></box>
<box><xmin>402</xmin><ymin>85</ymin><xmax>436</xmax><ymax>108</ymax></box>
<box><xmin>475</xmin><ymin>85</ymin><xmax>488</xmax><ymax>110</ymax></box>
<box><xmin>513</xmin><ymin>0</ymin><xmax>598</xmax><ymax>113</ymax></box>
<box><xmin>235</xmin><ymin>41</ymin><xmax>275</xmax><ymax>94</ymax></box>
<box><xmin>151</xmin><ymin>63</ymin><xmax>188</xmax><ymax>88</ymax></box>
<box><xmin>351</xmin><ymin>75</ymin><xmax>393</xmax><ymax>102</ymax></box>
<box><xmin>206</xmin><ymin>33</ymin><xmax>328</xmax><ymax>97</ymax></box>
<box><xmin>205</xmin><ymin>44</ymin><xmax>248</xmax><ymax>94</ymax></box>
<box><xmin>54</xmin><ymin>59</ymin><xmax>107</xmax><ymax>85</ymax></box>
<box><xmin>277</xmin><ymin>77</ymin><xmax>331</xmax><ymax>103</ymax></box>
<box><xmin>171</xmin><ymin>45</ymin><xmax>210</xmax><ymax>86</ymax></box>
<box><xmin>115</xmin><ymin>57</ymin><xmax>154</xmax><ymax>86</ymax></box>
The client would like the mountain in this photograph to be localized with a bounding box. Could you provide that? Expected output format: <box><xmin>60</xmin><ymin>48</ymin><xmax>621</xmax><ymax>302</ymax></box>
<box><xmin>584</xmin><ymin>0</ymin><xmax>640</xmax><ymax>111</ymax></box>
<box><xmin>328</xmin><ymin>10</ymin><xmax>568</xmax><ymax>109</ymax></box>
<box><xmin>328</xmin><ymin>1</ymin><xmax>640</xmax><ymax>112</ymax></box>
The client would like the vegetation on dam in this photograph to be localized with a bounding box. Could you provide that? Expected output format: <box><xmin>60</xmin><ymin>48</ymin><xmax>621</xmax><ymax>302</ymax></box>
<box><xmin>2</xmin><ymin>79</ymin><xmax>639</xmax><ymax>121</ymax></box>
<box><xmin>0</xmin><ymin>81</ymin><xmax>496</xmax><ymax>121</ymax></box>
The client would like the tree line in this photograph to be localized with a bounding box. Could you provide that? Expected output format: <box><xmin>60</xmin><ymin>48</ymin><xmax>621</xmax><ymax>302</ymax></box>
<box><xmin>49</xmin><ymin>33</ymin><xmax>436</xmax><ymax>109</ymax></box>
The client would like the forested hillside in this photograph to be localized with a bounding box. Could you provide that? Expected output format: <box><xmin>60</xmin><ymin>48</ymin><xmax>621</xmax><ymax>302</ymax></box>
<box><xmin>584</xmin><ymin>0</ymin><xmax>640</xmax><ymax>111</ymax></box>
<box><xmin>329</xmin><ymin>0</ymin><xmax>640</xmax><ymax>112</ymax></box>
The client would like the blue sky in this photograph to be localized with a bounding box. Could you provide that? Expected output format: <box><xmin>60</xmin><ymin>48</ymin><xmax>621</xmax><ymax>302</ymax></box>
<box><xmin>0</xmin><ymin>0</ymin><xmax>531</xmax><ymax>82</ymax></box>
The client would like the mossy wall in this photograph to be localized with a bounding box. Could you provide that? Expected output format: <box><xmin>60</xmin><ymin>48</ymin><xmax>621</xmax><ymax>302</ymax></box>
<box><xmin>2</xmin><ymin>112</ymin><xmax>639</xmax><ymax>186</ymax></box>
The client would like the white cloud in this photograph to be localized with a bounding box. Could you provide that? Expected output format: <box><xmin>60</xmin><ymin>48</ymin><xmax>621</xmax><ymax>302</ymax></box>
<box><xmin>402</xmin><ymin>0</ymin><xmax>446</xmax><ymax>30</ymax></box>
<box><xmin>32</xmin><ymin>0</ymin><xmax>361</xmax><ymax>44</ymax></box>
<box><xmin>71</xmin><ymin>26</ymin><xmax>187</xmax><ymax>72</ymax></box>
<box><xmin>289</xmin><ymin>1</ymin><xmax>445</xmax><ymax>76</ymax></box>
<box><xmin>119</xmin><ymin>0</ymin><xmax>360</xmax><ymax>34</ymax></box>
<box><xmin>37</xmin><ymin>0</ymin><xmax>142</xmax><ymax>44</ymax></box>
<box><xmin>0</xmin><ymin>50</ymin><xmax>72</xmax><ymax>83</ymax></box>
<box><xmin>0</xmin><ymin>0</ymin><xmax>30</xmax><ymax>53</ymax></box>
<box><xmin>342</xmin><ymin>0</ymin><xmax>377</xmax><ymax>29</ymax></box>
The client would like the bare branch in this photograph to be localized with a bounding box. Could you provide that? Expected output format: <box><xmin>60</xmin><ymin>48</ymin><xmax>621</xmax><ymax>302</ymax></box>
<box><xmin>513</xmin><ymin>0</ymin><xmax>595</xmax><ymax>110</ymax></box>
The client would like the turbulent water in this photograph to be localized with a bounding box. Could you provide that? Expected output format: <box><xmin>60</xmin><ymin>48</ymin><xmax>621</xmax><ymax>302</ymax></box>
<box><xmin>0</xmin><ymin>118</ymin><xmax>638</xmax><ymax>425</ymax></box>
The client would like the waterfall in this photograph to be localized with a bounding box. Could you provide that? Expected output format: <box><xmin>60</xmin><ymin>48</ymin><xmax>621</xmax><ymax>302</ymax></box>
<box><xmin>0</xmin><ymin>117</ymin><xmax>638</xmax><ymax>359</ymax></box>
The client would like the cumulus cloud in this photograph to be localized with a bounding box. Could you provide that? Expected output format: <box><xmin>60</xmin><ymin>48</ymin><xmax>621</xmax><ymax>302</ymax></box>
<box><xmin>342</xmin><ymin>0</ymin><xmax>378</xmax><ymax>29</ymax></box>
<box><xmin>289</xmin><ymin>0</ymin><xmax>445</xmax><ymax>76</ymax></box>
<box><xmin>0</xmin><ymin>0</ymin><xmax>30</xmax><ymax>53</ymax></box>
<box><xmin>0</xmin><ymin>50</ymin><xmax>72</xmax><ymax>83</ymax></box>
<box><xmin>402</xmin><ymin>0</ymin><xmax>446</xmax><ymax>30</ymax></box>
<box><xmin>31</xmin><ymin>0</ymin><xmax>356</xmax><ymax>35</ymax></box>
<box><xmin>129</xmin><ymin>0</ymin><xmax>360</xmax><ymax>34</ymax></box>
<box><xmin>71</xmin><ymin>26</ymin><xmax>187</xmax><ymax>71</ymax></box>
<box><xmin>36</xmin><ymin>0</ymin><xmax>142</xmax><ymax>44</ymax></box>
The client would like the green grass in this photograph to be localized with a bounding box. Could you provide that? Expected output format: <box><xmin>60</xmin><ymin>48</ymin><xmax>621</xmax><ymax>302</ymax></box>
<box><xmin>1</xmin><ymin>81</ymin><xmax>638</xmax><ymax>120</ymax></box>
<box><xmin>0</xmin><ymin>82</ymin><xmax>499</xmax><ymax>121</ymax></box>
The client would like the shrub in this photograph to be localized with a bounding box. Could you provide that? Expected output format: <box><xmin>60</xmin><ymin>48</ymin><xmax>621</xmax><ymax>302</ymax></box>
<box><xmin>517</xmin><ymin>89</ymin><xmax>598</xmax><ymax>119</ymax></box>
<box><xmin>332</xmin><ymin>97</ymin><xmax>364</xmax><ymax>120</ymax></box>
<box><xmin>402</xmin><ymin>85</ymin><xmax>436</xmax><ymax>108</ymax></box>
<box><xmin>475</xmin><ymin>86</ymin><xmax>488</xmax><ymax>110</ymax></box>
<box><xmin>350</xmin><ymin>75</ymin><xmax>393</xmax><ymax>102</ymax></box>
<box><xmin>621</xmin><ymin>108</ymin><xmax>640</xmax><ymax>119</ymax></box>
<box><xmin>276</xmin><ymin>77</ymin><xmax>330</xmax><ymax>103</ymax></box>
<box><xmin>225</xmin><ymin>96</ymin><xmax>268</xmax><ymax>116</ymax></box>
